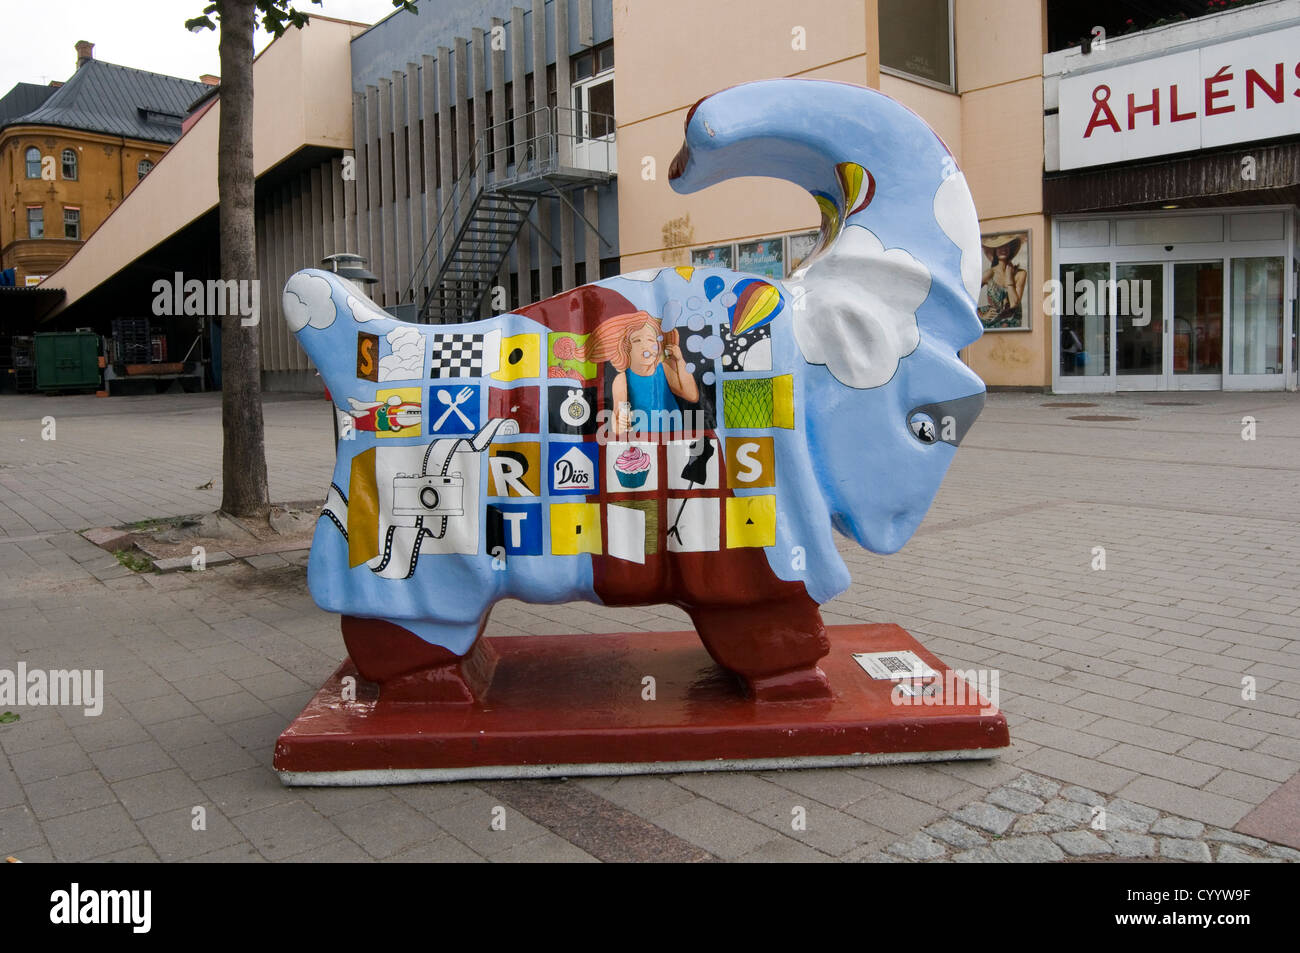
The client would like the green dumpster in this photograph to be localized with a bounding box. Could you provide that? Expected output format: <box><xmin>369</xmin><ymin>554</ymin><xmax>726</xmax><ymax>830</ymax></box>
<box><xmin>34</xmin><ymin>331</ymin><xmax>100</xmax><ymax>392</ymax></box>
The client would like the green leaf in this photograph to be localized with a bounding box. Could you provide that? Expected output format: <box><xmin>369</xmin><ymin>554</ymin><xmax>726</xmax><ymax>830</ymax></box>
<box><xmin>0</xmin><ymin>712</ymin><xmax>19</xmax><ymax>725</ymax></box>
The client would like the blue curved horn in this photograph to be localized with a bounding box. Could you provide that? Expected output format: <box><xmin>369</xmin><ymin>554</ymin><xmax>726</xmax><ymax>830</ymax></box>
<box><xmin>669</xmin><ymin>78</ymin><xmax>982</xmax><ymax>350</ymax></box>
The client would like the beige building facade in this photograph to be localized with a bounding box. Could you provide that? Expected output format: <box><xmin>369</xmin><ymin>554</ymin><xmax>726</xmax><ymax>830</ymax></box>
<box><xmin>613</xmin><ymin>0</ymin><xmax>1052</xmax><ymax>389</ymax></box>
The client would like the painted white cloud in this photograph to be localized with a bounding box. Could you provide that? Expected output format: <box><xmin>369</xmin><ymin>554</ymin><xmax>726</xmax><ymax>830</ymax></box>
<box><xmin>346</xmin><ymin>293</ymin><xmax>393</xmax><ymax>324</ymax></box>
<box><xmin>790</xmin><ymin>226</ymin><xmax>928</xmax><ymax>390</ymax></box>
<box><xmin>282</xmin><ymin>272</ymin><xmax>336</xmax><ymax>332</ymax></box>
<box><xmin>933</xmin><ymin>172</ymin><xmax>982</xmax><ymax>303</ymax></box>
<box><xmin>617</xmin><ymin>268</ymin><xmax>663</xmax><ymax>283</ymax></box>
<box><xmin>379</xmin><ymin>326</ymin><xmax>426</xmax><ymax>381</ymax></box>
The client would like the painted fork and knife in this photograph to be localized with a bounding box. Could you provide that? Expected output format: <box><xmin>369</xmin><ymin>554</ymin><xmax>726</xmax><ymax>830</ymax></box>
<box><xmin>432</xmin><ymin>386</ymin><xmax>475</xmax><ymax>430</ymax></box>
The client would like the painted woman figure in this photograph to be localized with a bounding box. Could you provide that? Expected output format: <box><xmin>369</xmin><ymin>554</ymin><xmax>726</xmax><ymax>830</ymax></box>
<box><xmin>576</xmin><ymin>310</ymin><xmax>699</xmax><ymax>435</ymax></box>
<box><xmin>978</xmin><ymin>234</ymin><xmax>1027</xmax><ymax>329</ymax></box>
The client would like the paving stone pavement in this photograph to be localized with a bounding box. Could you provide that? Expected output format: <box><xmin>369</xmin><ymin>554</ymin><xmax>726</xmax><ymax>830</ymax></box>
<box><xmin>1</xmin><ymin>390</ymin><xmax>1298</xmax><ymax>862</ymax></box>
<box><xmin>868</xmin><ymin>772</ymin><xmax>1300</xmax><ymax>862</ymax></box>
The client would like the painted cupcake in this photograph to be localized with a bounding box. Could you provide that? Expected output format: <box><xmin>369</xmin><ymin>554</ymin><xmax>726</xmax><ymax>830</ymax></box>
<box><xmin>614</xmin><ymin>446</ymin><xmax>652</xmax><ymax>488</ymax></box>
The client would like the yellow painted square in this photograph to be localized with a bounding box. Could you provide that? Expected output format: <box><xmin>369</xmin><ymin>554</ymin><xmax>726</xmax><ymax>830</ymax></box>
<box><xmin>726</xmin><ymin>495</ymin><xmax>776</xmax><ymax>549</ymax></box>
<box><xmin>493</xmin><ymin>333</ymin><xmax>541</xmax><ymax>382</ymax></box>
<box><xmin>488</xmin><ymin>441</ymin><xmax>541</xmax><ymax>497</ymax></box>
<box><xmin>772</xmin><ymin>374</ymin><xmax>794</xmax><ymax>430</ymax></box>
<box><xmin>347</xmin><ymin>448</ymin><xmax>379</xmax><ymax>567</ymax></box>
<box><xmin>725</xmin><ymin>437</ymin><xmax>775</xmax><ymax>489</ymax></box>
<box><xmin>374</xmin><ymin>387</ymin><xmax>423</xmax><ymax>438</ymax></box>
<box><xmin>550</xmin><ymin>502</ymin><xmax>603</xmax><ymax>555</ymax></box>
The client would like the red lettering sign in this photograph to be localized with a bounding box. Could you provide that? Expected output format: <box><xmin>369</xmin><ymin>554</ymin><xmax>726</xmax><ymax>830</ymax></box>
<box><xmin>1084</xmin><ymin>84</ymin><xmax>1121</xmax><ymax>137</ymax></box>
<box><xmin>1127</xmin><ymin>88</ymin><xmax>1160</xmax><ymax>129</ymax></box>
<box><xmin>1169</xmin><ymin>83</ymin><xmax>1196</xmax><ymax>122</ymax></box>
<box><xmin>1204</xmin><ymin>65</ymin><xmax>1234</xmax><ymax>116</ymax></box>
<box><xmin>1245</xmin><ymin>63</ymin><xmax>1284</xmax><ymax>107</ymax></box>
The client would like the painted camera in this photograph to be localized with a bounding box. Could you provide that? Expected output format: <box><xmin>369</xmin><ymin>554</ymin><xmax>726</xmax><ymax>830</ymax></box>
<box><xmin>392</xmin><ymin>473</ymin><xmax>465</xmax><ymax>519</ymax></box>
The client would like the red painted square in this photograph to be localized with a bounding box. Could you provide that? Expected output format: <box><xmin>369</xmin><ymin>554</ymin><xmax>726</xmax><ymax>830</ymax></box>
<box><xmin>488</xmin><ymin>385</ymin><xmax>540</xmax><ymax>433</ymax></box>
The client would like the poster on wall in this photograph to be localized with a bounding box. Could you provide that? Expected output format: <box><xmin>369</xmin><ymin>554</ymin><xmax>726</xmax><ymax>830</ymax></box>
<box><xmin>737</xmin><ymin>238</ymin><xmax>784</xmax><ymax>281</ymax></box>
<box><xmin>978</xmin><ymin>231</ymin><xmax>1030</xmax><ymax>331</ymax></box>
<box><xmin>691</xmin><ymin>245</ymin><xmax>733</xmax><ymax>269</ymax></box>
<box><xmin>786</xmin><ymin>230</ymin><xmax>820</xmax><ymax>274</ymax></box>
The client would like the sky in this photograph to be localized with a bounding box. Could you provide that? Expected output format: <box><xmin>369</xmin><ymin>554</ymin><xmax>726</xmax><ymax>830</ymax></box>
<box><xmin>1</xmin><ymin>0</ymin><xmax>405</xmax><ymax>93</ymax></box>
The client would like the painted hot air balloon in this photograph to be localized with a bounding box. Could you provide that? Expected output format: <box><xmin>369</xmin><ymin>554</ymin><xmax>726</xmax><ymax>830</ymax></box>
<box><xmin>836</xmin><ymin>161</ymin><xmax>875</xmax><ymax>217</ymax></box>
<box><xmin>728</xmin><ymin>277</ymin><xmax>783</xmax><ymax>336</ymax></box>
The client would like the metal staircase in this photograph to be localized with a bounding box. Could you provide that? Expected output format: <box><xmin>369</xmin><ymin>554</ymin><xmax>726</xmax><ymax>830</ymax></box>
<box><xmin>421</xmin><ymin>190</ymin><xmax>537</xmax><ymax>323</ymax></box>
<box><xmin>406</xmin><ymin>106</ymin><xmax>614</xmax><ymax>324</ymax></box>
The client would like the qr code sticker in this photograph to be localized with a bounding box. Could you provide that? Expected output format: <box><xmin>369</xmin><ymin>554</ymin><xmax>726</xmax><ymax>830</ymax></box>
<box><xmin>852</xmin><ymin>651</ymin><xmax>939</xmax><ymax>681</ymax></box>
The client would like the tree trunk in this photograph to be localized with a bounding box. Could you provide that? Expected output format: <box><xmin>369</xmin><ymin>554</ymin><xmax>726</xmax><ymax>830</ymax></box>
<box><xmin>218</xmin><ymin>0</ymin><xmax>270</xmax><ymax>520</ymax></box>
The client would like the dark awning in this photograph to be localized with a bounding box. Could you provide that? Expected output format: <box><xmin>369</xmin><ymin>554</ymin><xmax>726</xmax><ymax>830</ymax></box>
<box><xmin>0</xmin><ymin>286</ymin><xmax>67</xmax><ymax>330</ymax></box>
<box><xmin>1045</xmin><ymin>138</ymin><xmax>1300</xmax><ymax>215</ymax></box>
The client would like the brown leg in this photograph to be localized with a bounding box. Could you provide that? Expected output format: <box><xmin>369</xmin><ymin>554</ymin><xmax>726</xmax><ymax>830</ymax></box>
<box><xmin>340</xmin><ymin>615</ymin><xmax>497</xmax><ymax>705</ymax></box>
<box><xmin>685</xmin><ymin>594</ymin><xmax>832</xmax><ymax>702</ymax></box>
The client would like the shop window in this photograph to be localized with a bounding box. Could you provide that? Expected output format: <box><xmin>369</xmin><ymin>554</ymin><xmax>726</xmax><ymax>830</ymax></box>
<box><xmin>1229</xmin><ymin>257</ymin><xmax>1284</xmax><ymax>376</ymax></box>
<box><xmin>137</xmin><ymin>159</ymin><xmax>154</xmax><ymax>180</ymax></box>
<box><xmin>25</xmin><ymin>147</ymin><xmax>41</xmax><ymax>179</ymax></box>
<box><xmin>879</xmin><ymin>0</ymin><xmax>954</xmax><ymax>91</ymax></box>
<box><xmin>27</xmin><ymin>206</ymin><xmax>43</xmax><ymax>239</ymax></box>
<box><xmin>1058</xmin><ymin>262</ymin><xmax>1110</xmax><ymax>377</ymax></box>
<box><xmin>61</xmin><ymin>149</ymin><xmax>77</xmax><ymax>180</ymax></box>
<box><xmin>64</xmin><ymin>207</ymin><xmax>80</xmax><ymax>240</ymax></box>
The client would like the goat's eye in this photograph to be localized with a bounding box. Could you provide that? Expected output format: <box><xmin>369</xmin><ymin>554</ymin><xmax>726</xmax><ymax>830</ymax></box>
<box><xmin>909</xmin><ymin>412</ymin><xmax>937</xmax><ymax>444</ymax></box>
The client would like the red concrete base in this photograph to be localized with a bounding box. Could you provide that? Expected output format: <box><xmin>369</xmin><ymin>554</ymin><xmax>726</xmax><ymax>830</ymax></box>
<box><xmin>274</xmin><ymin>624</ymin><xmax>1009</xmax><ymax>785</ymax></box>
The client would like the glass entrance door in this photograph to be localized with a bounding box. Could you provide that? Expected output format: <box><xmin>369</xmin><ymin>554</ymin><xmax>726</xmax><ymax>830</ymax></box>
<box><xmin>1115</xmin><ymin>262</ymin><xmax>1164</xmax><ymax>390</ymax></box>
<box><xmin>1112</xmin><ymin>260</ymin><xmax>1223</xmax><ymax>390</ymax></box>
<box><xmin>1171</xmin><ymin>260</ymin><xmax>1223</xmax><ymax>389</ymax></box>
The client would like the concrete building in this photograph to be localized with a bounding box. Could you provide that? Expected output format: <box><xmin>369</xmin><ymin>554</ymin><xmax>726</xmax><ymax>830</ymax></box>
<box><xmin>35</xmin><ymin>17</ymin><xmax>368</xmax><ymax>391</ymax></box>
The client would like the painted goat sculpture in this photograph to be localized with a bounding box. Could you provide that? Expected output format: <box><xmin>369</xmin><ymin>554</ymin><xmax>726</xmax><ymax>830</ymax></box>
<box><xmin>283</xmin><ymin>78</ymin><xmax>986</xmax><ymax>702</ymax></box>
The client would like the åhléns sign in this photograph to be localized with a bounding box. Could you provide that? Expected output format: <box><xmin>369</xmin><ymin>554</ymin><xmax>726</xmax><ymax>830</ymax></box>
<box><xmin>1059</xmin><ymin>24</ymin><xmax>1300</xmax><ymax>170</ymax></box>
